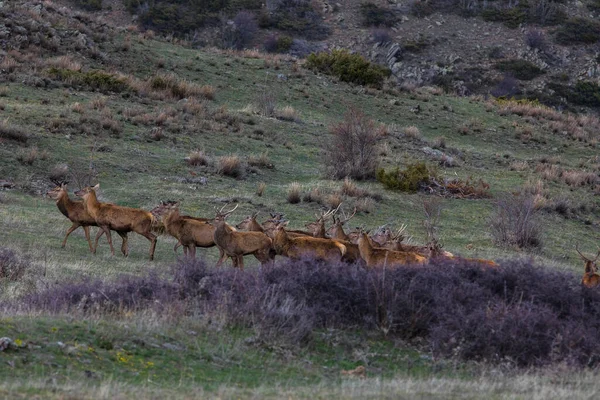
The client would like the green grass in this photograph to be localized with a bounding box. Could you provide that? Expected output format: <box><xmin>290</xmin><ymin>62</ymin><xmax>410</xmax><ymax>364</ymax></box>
<box><xmin>1</xmin><ymin>6</ymin><xmax>600</xmax><ymax>396</ymax></box>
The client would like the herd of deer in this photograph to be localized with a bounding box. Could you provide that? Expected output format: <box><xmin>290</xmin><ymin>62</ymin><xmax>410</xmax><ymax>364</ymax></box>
<box><xmin>46</xmin><ymin>183</ymin><xmax>600</xmax><ymax>287</ymax></box>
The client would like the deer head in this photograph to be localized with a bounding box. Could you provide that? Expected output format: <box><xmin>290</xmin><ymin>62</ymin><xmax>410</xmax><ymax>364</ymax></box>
<box><xmin>576</xmin><ymin>245</ymin><xmax>600</xmax><ymax>274</ymax></box>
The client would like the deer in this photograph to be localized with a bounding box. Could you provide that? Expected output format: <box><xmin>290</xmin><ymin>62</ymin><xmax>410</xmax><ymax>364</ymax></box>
<box><xmin>235</xmin><ymin>211</ymin><xmax>265</xmax><ymax>233</ymax></box>
<box><xmin>47</xmin><ymin>183</ymin><xmax>127</xmax><ymax>254</ymax></box>
<box><xmin>151</xmin><ymin>201</ymin><xmax>227</xmax><ymax>261</ymax></box>
<box><xmin>357</xmin><ymin>230</ymin><xmax>427</xmax><ymax>269</ymax></box>
<box><xmin>576</xmin><ymin>245</ymin><xmax>600</xmax><ymax>288</ymax></box>
<box><xmin>327</xmin><ymin>207</ymin><xmax>357</xmax><ymax>242</ymax></box>
<box><xmin>262</xmin><ymin>213</ymin><xmax>313</xmax><ymax>239</ymax></box>
<box><xmin>428</xmin><ymin>240</ymin><xmax>497</xmax><ymax>267</ymax></box>
<box><xmin>305</xmin><ymin>206</ymin><xmax>339</xmax><ymax>238</ymax></box>
<box><xmin>75</xmin><ymin>184</ymin><xmax>157</xmax><ymax>261</ymax></box>
<box><xmin>212</xmin><ymin>204</ymin><xmax>274</xmax><ymax>270</ymax></box>
<box><xmin>271</xmin><ymin>220</ymin><xmax>347</xmax><ymax>262</ymax></box>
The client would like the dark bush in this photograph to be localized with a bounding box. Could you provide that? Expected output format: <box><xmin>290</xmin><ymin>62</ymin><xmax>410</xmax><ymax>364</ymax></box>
<box><xmin>481</xmin><ymin>7</ymin><xmax>527</xmax><ymax>29</ymax></box>
<box><xmin>371</xmin><ymin>28</ymin><xmax>392</xmax><ymax>44</ymax></box>
<box><xmin>489</xmin><ymin>193</ymin><xmax>542</xmax><ymax>250</ymax></box>
<box><xmin>221</xmin><ymin>10</ymin><xmax>258</xmax><ymax>50</ymax></box>
<box><xmin>267</xmin><ymin>0</ymin><xmax>330</xmax><ymax>40</ymax></box>
<box><xmin>324</xmin><ymin>107</ymin><xmax>383</xmax><ymax>180</ymax></box>
<box><xmin>555</xmin><ymin>18</ymin><xmax>600</xmax><ymax>45</ymax></box>
<box><xmin>495</xmin><ymin>59</ymin><xmax>544</xmax><ymax>81</ymax></box>
<box><xmin>305</xmin><ymin>49</ymin><xmax>391</xmax><ymax>88</ymax></box>
<box><xmin>14</xmin><ymin>256</ymin><xmax>600</xmax><ymax>367</ymax></box>
<box><xmin>376</xmin><ymin>162</ymin><xmax>436</xmax><ymax>192</ymax></box>
<box><xmin>47</xmin><ymin>68</ymin><xmax>128</xmax><ymax>93</ymax></box>
<box><xmin>491</xmin><ymin>74</ymin><xmax>520</xmax><ymax>98</ymax></box>
<box><xmin>569</xmin><ymin>81</ymin><xmax>600</xmax><ymax>107</ymax></box>
<box><xmin>525</xmin><ymin>29</ymin><xmax>547</xmax><ymax>50</ymax></box>
<box><xmin>263</xmin><ymin>34</ymin><xmax>293</xmax><ymax>53</ymax></box>
<box><xmin>360</xmin><ymin>2</ymin><xmax>398</xmax><ymax>27</ymax></box>
<box><xmin>69</xmin><ymin>0</ymin><xmax>102</xmax><ymax>11</ymax></box>
<box><xmin>0</xmin><ymin>247</ymin><xmax>31</xmax><ymax>282</ymax></box>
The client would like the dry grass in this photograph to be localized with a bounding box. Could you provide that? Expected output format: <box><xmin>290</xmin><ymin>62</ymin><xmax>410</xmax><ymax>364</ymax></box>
<box><xmin>403</xmin><ymin>125</ymin><xmax>421</xmax><ymax>139</ymax></box>
<box><xmin>562</xmin><ymin>170</ymin><xmax>599</xmax><ymax>187</ymax></box>
<box><xmin>287</xmin><ymin>182</ymin><xmax>302</xmax><ymax>204</ymax></box>
<box><xmin>276</xmin><ymin>106</ymin><xmax>300</xmax><ymax>122</ymax></box>
<box><xmin>341</xmin><ymin>177</ymin><xmax>366</xmax><ymax>198</ymax></box>
<box><xmin>46</xmin><ymin>55</ymin><xmax>82</xmax><ymax>71</ymax></box>
<box><xmin>217</xmin><ymin>155</ymin><xmax>245</xmax><ymax>179</ymax></box>
<box><xmin>303</xmin><ymin>187</ymin><xmax>323</xmax><ymax>204</ymax></box>
<box><xmin>0</xmin><ymin>57</ymin><xmax>19</xmax><ymax>73</ymax></box>
<box><xmin>91</xmin><ymin>96</ymin><xmax>107</xmax><ymax>110</ymax></box>
<box><xmin>186</xmin><ymin>150</ymin><xmax>210</xmax><ymax>167</ymax></box>
<box><xmin>70</xmin><ymin>102</ymin><xmax>84</xmax><ymax>114</ymax></box>
<box><xmin>0</xmin><ymin>119</ymin><xmax>29</xmax><ymax>143</ymax></box>
<box><xmin>199</xmin><ymin>85</ymin><xmax>216</xmax><ymax>100</ymax></box>
<box><xmin>16</xmin><ymin>148</ymin><xmax>47</xmax><ymax>165</ymax></box>
<box><xmin>536</xmin><ymin>163</ymin><xmax>562</xmax><ymax>181</ymax></box>
<box><xmin>325</xmin><ymin>193</ymin><xmax>343</xmax><ymax>209</ymax></box>
<box><xmin>355</xmin><ymin>197</ymin><xmax>375</xmax><ymax>213</ymax></box>
<box><xmin>247</xmin><ymin>152</ymin><xmax>273</xmax><ymax>169</ymax></box>
<box><xmin>432</xmin><ymin>136</ymin><xmax>446</xmax><ymax>149</ymax></box>
<box><xmin>256</xmin><ymin>182</ymin><xmax>266</xmax><ymax>197</ymax></box>
<box><xmin>509</xmin><ymin>160</ymin><xmax>530</xmax><ymax>171</ymax></box>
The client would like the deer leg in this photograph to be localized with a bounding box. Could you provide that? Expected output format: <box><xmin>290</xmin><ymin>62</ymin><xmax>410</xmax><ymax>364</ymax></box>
<box><xmin>96</xmin><ymin>226</ymin><xmax>114</xmax><ymax>255</ymax></box>
<box><xmin>174</xmin><ymin>241</ymin><xmax>182</xmax><ymax>253</ymax></box>
<box><xmin>216</xmin><ymin>247</ymin><xmax>227</xmax><ymax>267</ymax></box>
<box><xmin>140</xmin><ymin>231</ymin><xmax>157</xmax><ymax>261</ymax></box>
<box><xmin>188</xmin><ymin>245</ymin><xmax>196</xmax><ymax>259</ymax></box>
<box><xmin>62</xmin><ymin>222</ymin><xmax>80</xmax><ymax>249</ymax></box>
<box><xmin>117</xmin><ymin>232</ymin><xmax>128</xmax><ymax>257</ymax></box>
<box><xmin>82</xmin><ymin>226</ymin><xmax>95</xmax><ymax>253</ymax></box>
<box><xmin>237</xmin><ymin>255</ymin><xmax>244</xmax><ymax>271</ymax></box>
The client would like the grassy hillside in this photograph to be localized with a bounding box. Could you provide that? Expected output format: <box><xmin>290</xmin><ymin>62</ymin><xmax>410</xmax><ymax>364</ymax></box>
<box><xmin>1</xmin><ymin>1</ymin><xmax>600</xmax><ymax>397</ymax></box>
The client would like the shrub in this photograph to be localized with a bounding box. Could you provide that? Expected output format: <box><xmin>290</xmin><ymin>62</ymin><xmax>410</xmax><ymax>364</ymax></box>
<box><xmin>68</xmin><ymin>0</ymin><xmax>102</xmax><ymax>11</ymax></box>
<box><xmin>47</xmin><ymin>68</ymin><xmax>128</xmax><ymax>93</ymax></box>
<box><xmin>305</xmin><ymin>49</ymin><xmax>391</xmax><ymax>89</ymax></box>
<box><xmin>287</xmin><ymin>182</ymin><xmax>302</xmax><ymax>204</ymax></box>
<box><xmin>255</xmin><ymin>90</ymin><xmax>276</xmax><ymax>117</ymax></box>
<box><xmin>324</xmin><ymin>107</ymin><xmax>383</xmax><ymax>180</ymax></box>
<box><xmin>247</xmin><ymin>152</ymin><xmax>274</xmax><ymax>169</ymax></box>
<box><xmin>186</xmin><ymin>150</ymin><xmax>210</xmax><ymax>167</ymax></box>
<box><xmin>222</xmin><ymin>10</ymin><xmax>258</xmax><ymax>50</ymax></box>
<box><xmin>276</xmin><ymin>106</ymin><xmax>299</xmax><ymax>122</ymax></box>
<box><xmin>0</xmin><ymin>119</ymin><xmax>29</xmax><ymax>143</ymax></box>
<box><xmin>403</xmin><ymin>125</ymin><xmax>421</xmax><ymax>139</ymax></box>
<box><xmin>481</xmin><ymin>7</ymin><xmax>527</xmax><ymax>29</ymax></box>
<box><xmin>0</xmin><ymin>247</ymin><xmax>31</xmax><ymax>282</ymax></box>
<box><xmin>376</xmin><ymin>162</ymin><xmax>435</xmax><ymax>193</ymax></box>
<box><xmin>15</xmin><ymin>257</ymin><xmax>600</xmax><ymax>368</ymax></box>
<box><xmin>360</xmin><ymin>2</ymin><xmax>398</xmax><ymax>27</ymax></box>
<box><xmin>371</xmin><ymin>28</ymin><xmax>392</xmax><ymax>44</ymax></box>
<box><xmin>256</xmin><ymin>182</ymin><xmax>266</xmax><ymax>197</ymax></box>
<box><xmin>495</xmin><ymin>60</ymin><xmax>544</xmax><ymax>81</ymax></box>
<box><xmin>491</xmin><ymin>74</ymin><xmax>520</xmax><ymax>98</ymax></box>
<box><xmin>489</xmin><ymin>193</ymin><xmax>542</xmax><ymax>249</ymax></box>
<box><xmin>525</xmin><ymin>28</ymin><xmax>547</xmax><ymax>49</ymax></box>
<box><xmin>267</xmin><ymin>0</ymin><xmax>330</xmax><ymax>40</ymax></box>
<box><xmin>555</xmin><ymin>18</ymin><xmax>600</xmax><ymax>45</ymax></box>
<box><xmin>264</xmin><ymin>34</ymin><xmax>293</xmax><ymax>53</ymax></box>
<box><xmin>217</xmin><ymin>155</ymin><xmax>245</xmax><ymax>179</ymax></box>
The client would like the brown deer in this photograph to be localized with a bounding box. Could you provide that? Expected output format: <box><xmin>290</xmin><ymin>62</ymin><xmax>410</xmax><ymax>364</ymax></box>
<box><xmin>152</xmin><ymin>201</ymin><xmax>227</xmax><ymax>261</ymax></box>
<box><xmin>47</xmin><ymin>184</ymin><xmax>127</xmax><ymax>254</ymax></box>
<box><xmin>357</xmin><ymin>230</ymin><xmax>427</xmax><ymax>269</ymax></box>
<box><xmin>235</xmin><ymin>211</ymin><xmax>265</xmax><ymax>233</ymax></box>
<box><xmin>576</xmin><ymin>246</ymin><xmax>600</xmax><ymax>288</ymax></box>
<box><xmin>75</xmin><ymin>184</ymin><xmax>157</xmax><ymax>260</ymax></box>
<box><xmin>305</xmin><ymin>206</ymin><xmax>338</xmax><ymax>238</ymax></box>
<box><xmin>212</xmin><ymin>204</ymin><xmax>274</xmax><ymax>270</ymax></box>
<box><xmin>326</xmin><ymin>207</ymin><xmax>357</xmax><ymax>242</ymax></box>
<box><xmin>428</xmin><ymin>240</ymin><xmax>497</xmax><ymax>267</ymax></box>
<box><xmin>272</xmin><ymin>220</ymin><xmax>347</xmax><ymax>262</ymax></box>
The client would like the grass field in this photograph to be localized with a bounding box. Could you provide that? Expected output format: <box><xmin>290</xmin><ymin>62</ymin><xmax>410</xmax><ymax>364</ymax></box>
<box><xmin>1</xmin><ymin>4</ymin><xmax>600</xmax><ymax>396</ymax></box>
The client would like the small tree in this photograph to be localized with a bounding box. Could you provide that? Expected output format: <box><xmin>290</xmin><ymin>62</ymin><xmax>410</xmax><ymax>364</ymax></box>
<box><xmin>489</xmin><ymin>193</ymin><xmax>542</xmax><ymax>250</ymax></box>
<box><xmin>324</xmin><ymin>107</ymin><xmax>382</xmax><ymax>180</ymax></box>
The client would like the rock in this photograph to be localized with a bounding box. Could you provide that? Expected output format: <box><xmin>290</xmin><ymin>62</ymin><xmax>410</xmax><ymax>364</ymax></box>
<box><xmin>0</xmin><ymin>337</ymin><xmax>13</xmax><ymax>351</ymax></box>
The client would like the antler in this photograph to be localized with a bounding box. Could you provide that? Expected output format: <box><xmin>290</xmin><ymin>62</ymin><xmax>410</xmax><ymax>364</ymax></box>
<box><xmin>392</xmin><ymin>224</ymin><xmax>407</xmax><ymax>241</ymax></box>
<box><xmin>576</xmin><ymin>244</ymin><xmax>591</xmax><ymax>262</ymax></box>
<box><xmin>340</xmin><ymin>207</ymin><xmax>357</xmax><ymax>225</ymax></box>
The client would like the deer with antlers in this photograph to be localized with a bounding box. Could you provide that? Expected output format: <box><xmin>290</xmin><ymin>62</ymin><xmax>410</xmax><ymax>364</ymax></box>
<box><xmin>271</xmin><ymin>220</ymin><xmax>347</xmax><ymax>262</ymax></box>
<box><xmin>75</xmin><ymin>184</ymin><xmax>158</xmax><ymax>260</ymax></box>
<box><xmin>47</xmin><ymin>183</ymin><xmax>127</xmax><ymax>254</ymax></box>
<box><xmin>357</xmin><ymin>230</ymin><xmax>427</xmax><ymax>269</ymax></box>
<box><xmin>305</xmin><ymin>206</ymin><xmax>338</xmax><ymax>238</ymax></box>
<box><xmin>151</xmin><ymin>201</ymin><xmax>227</xmax><ymax>261</ymax></box>
<box><xmin>212</xmin><ymin>204</ymin><xmax>274</xmax><ymax>270</ymax></box>
<box><xmin>576</xmin><ymin>245</ymin><xmax>600</xmax><ymax>288</ymax></box>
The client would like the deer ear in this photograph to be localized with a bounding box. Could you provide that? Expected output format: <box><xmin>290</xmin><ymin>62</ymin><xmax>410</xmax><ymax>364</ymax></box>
<box><xmin>93</xmin><ymin>184</ymin><xmax>100</xmax><ymax>190</ymax></box>
<box><xmin>61</xmin><ymin>183</ymin><xmax>67</xmax><ymax>189</ymax></box>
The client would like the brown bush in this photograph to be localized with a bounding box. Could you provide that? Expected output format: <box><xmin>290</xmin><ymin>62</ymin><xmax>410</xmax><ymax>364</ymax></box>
<box><xmin>287</xmin><ymin>182</ymin><xmax>302</xmax><ymax>204</ymax></box>
<box><xmin>186</xmin><ymin>150</ymin><xmax>210</xmax><ymax>167</ymax></box>
<box><xmin>0</xmin><ymin>119</ymin><xmax>29</xmax><ymax>143</ymax></box>
<box><xmin>489</xmin><ymin>193</ymin><xmax>542</xmax><ymax>250</ymax></box>
<box><xmin>324</xmin><ymin>107</ymin><xmax>383</xmax><ymax>180</ymax></box>
<box><xmin>217</xmin><ymin>155</ymin><xmax>245</xmax><ymax>179</ymax></box>
<box><xmin>256</xmin><ymin>182</ymin><xmax>266</xmax><ymax>197</ymax></box>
